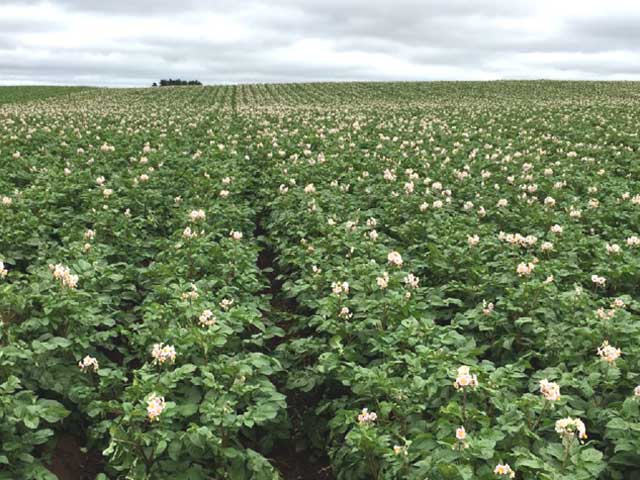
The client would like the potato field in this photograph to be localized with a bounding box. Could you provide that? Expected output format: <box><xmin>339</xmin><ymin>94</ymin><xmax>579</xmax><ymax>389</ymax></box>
<box><xmin>2</xmin><ymin>81</ymin><xmax>640</xmax><ymax>480</ymax></box>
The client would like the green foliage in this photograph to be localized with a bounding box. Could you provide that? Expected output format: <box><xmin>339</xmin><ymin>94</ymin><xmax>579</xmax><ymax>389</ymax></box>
<box><xmin>0</xmin><ymin>376</ymin><xmax>69</xmax><ymax>479</ymax></box>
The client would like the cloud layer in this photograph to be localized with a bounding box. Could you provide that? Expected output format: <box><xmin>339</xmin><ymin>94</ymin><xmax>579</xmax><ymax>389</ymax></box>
<box><xmin>2</xmin><ymin>0</ymin><xmax>640</xmax><ymax>86</ymax></box>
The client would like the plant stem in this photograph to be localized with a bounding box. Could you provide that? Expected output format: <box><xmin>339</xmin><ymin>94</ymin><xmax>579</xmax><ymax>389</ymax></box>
<box><xmin>462</xmin><ymin>390</ymin><xmax>467</xmax><ymax>423</ymax></box>
<box><xmin>532</xmin><ymin>400</ymin><xmax>549</xmax><ymax>431</ymax></box>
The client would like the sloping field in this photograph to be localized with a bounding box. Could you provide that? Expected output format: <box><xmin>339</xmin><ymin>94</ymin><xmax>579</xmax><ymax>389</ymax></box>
<box><xmin>2</xmin><ymin>81</ymin><xmax>640</xmax><ymax>480</ymax></box>
<box><xmin>0</xmin><ymin>86</ymin><xmax>91</xmax><ymax>105</ymax></box>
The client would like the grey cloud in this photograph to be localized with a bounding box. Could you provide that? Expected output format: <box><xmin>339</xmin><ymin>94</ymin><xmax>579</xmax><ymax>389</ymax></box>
<box><xmin>0</xmin><ymin>17</ymin><xmax>61</xmax><ymax>34</ymax></box>
<box><xmin>0</xmin><ymin>46</ymin><xmax>372</xmax><ymax>85</ymax></box>
<box><xmin>1</xmin><ymin>0</ymin><xmax>640</xmax><ymax>86</ymax></box>
<box><xmin>565</xmin><ymin>15</ymin><xmax>640</xmax><ymax>47</ymax></box>
<box><xmin>0</xmin><ymin>35</ymin><xmax>17</xmax><ymax>50</ymax></box>
<box><xmin>249</xmin><ymin>2</ymin><xmax>521</xmax><ymax>47</ymax></box>
<box><xmin>542</xmin><ymin>55</ymin><xmax>640</xmax><ymax>76</ymax></box>
<box><xmin>14</xmin><ymin>0</ymin><xmax>239</xmax><ymax>15</ymax></box>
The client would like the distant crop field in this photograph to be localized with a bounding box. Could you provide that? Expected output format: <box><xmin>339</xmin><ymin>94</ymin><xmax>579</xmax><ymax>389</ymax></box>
<box><xmin>2</xmin><ymin>81</ymin><xmax>640</xmax><ymax>480</ymax></box>
<box><xmin>0</xmin><ymin>86</ymin><xmax>90</xmax><ymax>104</ymax></box>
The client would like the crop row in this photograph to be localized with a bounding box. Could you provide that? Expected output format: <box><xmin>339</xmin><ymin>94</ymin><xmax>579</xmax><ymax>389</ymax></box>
<box><xmin>1</xmin><ymin>95</ymin><xmax>286</xmax><ymax>479</ymax></box>
<box><xmin>258</xmin><ymin>92</ymin><xmax>640</xmax><ymax>479</ymax></box>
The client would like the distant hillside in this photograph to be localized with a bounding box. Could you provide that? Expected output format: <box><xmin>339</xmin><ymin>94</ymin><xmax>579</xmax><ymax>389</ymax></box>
<box><xmin>0</xmin><ymin>86</ymin><xmax>91</xmax><ymax>104</ymax></box>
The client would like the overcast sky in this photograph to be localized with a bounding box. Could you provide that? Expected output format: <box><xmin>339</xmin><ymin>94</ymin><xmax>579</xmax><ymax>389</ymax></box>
<box><xmin>1</xmin><ymin>0</ymin><xmax>640</xmax><ymax>86</ymax></box>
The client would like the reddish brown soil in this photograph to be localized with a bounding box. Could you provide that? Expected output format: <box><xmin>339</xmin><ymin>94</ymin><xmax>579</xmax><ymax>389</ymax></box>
<box><xmin>46</xmin><ymin>433</ymin><xmax>104</xmax><ymax>480</ymax></box>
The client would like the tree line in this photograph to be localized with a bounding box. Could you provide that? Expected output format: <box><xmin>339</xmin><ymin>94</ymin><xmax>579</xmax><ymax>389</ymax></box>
<box><xmin>152</xmin><ymin>79</ymin><xmax>203</xmax><ymax>87</ymax></box>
